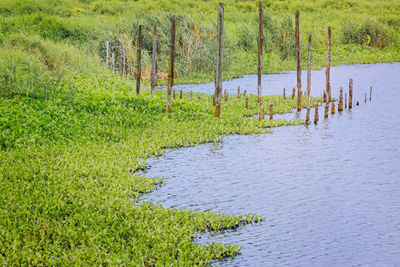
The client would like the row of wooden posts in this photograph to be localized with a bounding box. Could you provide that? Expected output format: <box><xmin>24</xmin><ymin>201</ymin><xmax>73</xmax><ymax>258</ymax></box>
<box><xmin>87</xmin><ymin>1</ymin><xmax>370</xmax><ymax>121</ymax></box>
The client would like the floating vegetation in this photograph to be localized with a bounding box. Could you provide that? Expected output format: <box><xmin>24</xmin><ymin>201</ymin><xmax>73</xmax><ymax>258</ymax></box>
<box><xmin>0</xmin><ymin>68</ymin><xmax>320</xmax><ymax>265</ymax></box>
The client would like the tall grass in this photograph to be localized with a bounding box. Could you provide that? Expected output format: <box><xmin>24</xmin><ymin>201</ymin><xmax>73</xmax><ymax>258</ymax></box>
<box><xmin>1</xmin><ymin>0</ymin><xmax>399</xmax><ymax>82</ymax></box>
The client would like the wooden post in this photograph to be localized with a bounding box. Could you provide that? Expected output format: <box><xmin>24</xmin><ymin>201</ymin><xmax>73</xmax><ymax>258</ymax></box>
<box><xmin>224</xmin><ymin>89</ymin><xmax>228</xmax><ymax>101</ymax></box>
<box><xmin>245</xmin><ymin>95</ymin><xmax>249</xmax><ymax>109</ymax></box>
<box><xmin>292</xmin><ymin>87</ymin><xmax>295</xmax><ymax>99</ymax></box>
<box><xmin>167</xmin><ymin>16</ymin><xmax>176</xmax><ymax>113</ymax></box>
<box><xmin>306</xmin><ymin>34</ymin><xmax>312</xmax><ymax>123</ymax></box>
<box><xmin>128</xmin><ymin>57</ymin><xmax>132</xmax><ymax>79</ymax></box>
<box><xmin>369</xmin><ymin>86</ymin><xmax>372</xmax><ymax>101</ymax></box>
<box><xmin>237</xmin><ymin>86</ymin><xmax>240</xmax><ymax>98</ymax></box>
<box><xmin>349</xmin><ymin>78</ymin><xmax>353</xmax><ymax>109</ymax></box>
<box><xmin>338</xmin><ymin>87</ymin><xmax>343</xmax><ymax>111</ymax></box>
<box><xmin>314</xmin><ymin>105</ymin><xmax>319</xmax><ymax>124</ymax></box>
<box><xmin>244</xmin><ymin>90</ymin><xmax>247</xmax><ymax>97</ymax></box>
<box><xmin>329</xmin><ymin>85</ymin><xmax>332</xmax><ymax>102</ymax></box>
<box><xmin>283</xmin><ymin>88</ymin><xmax>286</xmax><ymax>100</ymax></box>
<box><xmin>180</xmin><ymin>90</ymin><xmax>183</xmax><ymax>100</ymax></box>
<box><xmin>364</xmin><ymin>92</ymin><xmax>366</xmax><ymax>103</ymax></box>
<box><xmin>295</xmin><ymin>10</ymin><xmax>302</xmax><ymax>111</ymax></box>
<box><xmin>173</xmin><ymin>89</ymin><xmax>176</xmax><ymax>100</ymax></box>
<box><xmin>331</xmin><ymin>101</ymin><xmax>335</xmax><ymax>114</ymax></box>
<box><xmin>136</xmin><ymin>25</ymin><xmax>142</xmax><ymax>95</ymax></box>
<box><xmin>213</xmin><ymin>3</ymin><xmax>224</xmax><ymax>118</ymax></box>
<box><xmin>326</xmin><ymin>27</ymin><xmax>332</xmax><ymax>102</ymax></box>
<box><xmin>106</xmin><ymin>41</ymin><xmax>109</xmax><ymax>65</ymax></box>
<box><xmin>324</xmin><ymin>101</ymin><xmax>329</xmax><ymax>118</ymax></box>
<box><xmin>297</xmin><ymin>86</ymin><xmax>303</xmax><ymax>111</ymax></box>
<box><xmin>122</xmin><ymin>48</ymin><xmax>126</xmax><ymax>79</ymax></box>
<box><xmin>151</xmin><ymin>25</ymin><xmax>157</xmax><ymax>94</ymax></box>
<box><xmin>345</xmin><ymin>93</ymin><xmax>347</xmax><ymax>109</ymax></box>
<box><xmin>356</xmin><ymin>100</ymin><xmax>359</xmax><ymax>106</ymax></box>
<box><xmin>323</xmin><ymin>90</ymin><xmax>326</xmax><ymax>102</ymax></box>
<box><xmin>257</xmin><ymin>0</ymin><xmax>263</xmax><ymax>103</ymax></box>
<box><xmin>269</xmin><ymin>103</ymin><xmax>273</xmax><ymax>120</ymax></box>
<box><xmin>112</xmin><ymin>52</ymin><xmax>115</xmax><ymax>73</ymax></box>
<box><xmin>259</xmin><ymin>103</ymin><xmax>265</xmax><ymax>121</ymax></box>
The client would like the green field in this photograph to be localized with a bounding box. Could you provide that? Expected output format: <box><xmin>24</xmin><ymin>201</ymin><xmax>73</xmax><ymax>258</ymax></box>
<box><xmin>1</xmin><ymin>0</ymin><xmax>399</xmax><ymax>265</ymax></box>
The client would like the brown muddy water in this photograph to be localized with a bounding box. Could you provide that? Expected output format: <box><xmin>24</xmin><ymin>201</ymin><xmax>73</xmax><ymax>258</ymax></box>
<box><xmin>141</xmin><ymin>63</ymin><xmax>400</xmax><ymax>266</ymax></box>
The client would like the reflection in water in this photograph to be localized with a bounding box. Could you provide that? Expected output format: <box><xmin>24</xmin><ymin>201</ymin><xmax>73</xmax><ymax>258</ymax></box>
<box><xmin>141</xmin><ymin>63</ymin><xmax>400</xmax><ymax>266</ymax></box>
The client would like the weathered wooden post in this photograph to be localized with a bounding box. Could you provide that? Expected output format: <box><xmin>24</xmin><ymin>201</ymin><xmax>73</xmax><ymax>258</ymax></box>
<box><xmin>326</xmin><ymin>27</ymin><xmax>332</xmax><ymax>102</ymax></box>
<box><xmin>323</xmin><ymin>91</ymin><xmax>326</xmax><ymax>102</ymax></box>
<box><xmin>213</xmin><ymin>3</ymin><xmax>224</xmax><ymax>118</ymax></box>
<box><xmin>324</xmin><ymin>101</ymin><xmax>329</xmax><ymax>118</ymax></box>
<box><xmin>257</xmin><ymin>0</ymin><xmax>263</xmax><ymax>103</ymax></box>
<box><xmin>151</xmin><ymin>25</ymin><xmax>157</xmax><ymax>94</ymax></box>
<box><xmin>224</xmin><ymin>89</ymin><xmax>228</xmax><ymax>101</ymax></box>
<box><xmin>259</xmin><ymin>103</ymin><xmax>265</xmax><ymax>121</ymax></box>
<box><xmin>345</xmin><ymin>93</ymin><xmax>347</xmax><ymax>109</ymax></box>
<box><xmin>269</xmin><ymin>103</ymin><xmax>273</xmax><ymax>120</ymax></box>
<box><xmin>136</xmin><ymin>25</ymin><xmax>142</xmax><ymax>95</ymax></box>
<box><xmin>166</xmin><ymin>17</ymin><xmax>176</xmax><ymax>113</ymax></box>
<box><xmin>283</xmin><ymin>88</ymin><xmax>286</xmax><ymax>100</ymax></box>
<box><xmin>173</xmin><ymin>88</ymin><xmax>176</xmax><ymax>100</ymax></box>
<box><xmin>306</xmin><ymin>34</ymin><xmax>312</xmax><ymax>124</ymax></box>
<box><xmin>338</xmin><ymin>87</ymin><xmax>344</xmax><ymax>111</ymax></box>
<box><xmin>292</xmin><ymin>87</ymin><xmax>296</xmax><ymax>99</ymax></box>
<box><xmin>329</xmin><ymin>85</ymin><xmax>332</xmax><ymax>102</ymax></box>
<box><xmin>245</xmin><ymin>95</ymin><xmax>249</xmax><ymax>109</ymax></box>
<box><xmin>331</xmin><ymin>101</ymin><xmax>335</xmax><ymax>114</ymax></box>
<box><xmin>295</xmin><ymin>10</ymin><xmax>302</xmax><ymax>111</ymax></box>
<box><xmin>314</xmin><ymin>105</ymin><xmax>319</xmax><ymax>124</ymax></box>
<box><xmin>349</xmin><ymin>78</ymin><xmax>353</xmax><ymax>109</ymax></box>
<box><xmin>370</xmin><ymin>86</ymin><xmax>372</xmax><ymax>101</ymax></box>
<box><xmin>237</xmin><ymin>86</ymin><xmax>240</xmax><ymax>98</ymax></box>
<box><xmin>128</xmin><ymin>57</ymin><xmax>132</xmax><ymax>79</ymax></box>
<box><xmin>106</xmin><ymin>41</ymin><xmax>109</xmax><ymax>65</ymax></box>
<box><xmin>112</xmin><ymin>52</ymin><xmax>115</xmax><ymax>73</ymax></box>
<box><xmin>122</xmin><ymin>48</ymin><xmax>126</xmax><ymax>79</ymax></box>
<box><xmin>180</xmin><ymin>90</ymin><xmax>183</xmax><ymax>100</ymax></box>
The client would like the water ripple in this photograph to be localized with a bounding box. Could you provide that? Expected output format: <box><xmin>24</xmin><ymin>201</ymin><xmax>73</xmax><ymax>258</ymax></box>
<box><xmin>140</xmin><ymin>63</ymin><xmax>400</xmax><ymax>266</ymax></box>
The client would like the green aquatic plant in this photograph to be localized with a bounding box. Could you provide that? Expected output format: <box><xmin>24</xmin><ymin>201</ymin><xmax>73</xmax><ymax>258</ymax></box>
<box><xmin>1</xmin><ymin>67</ymin><xmax>319</xmax><ymax>265</ymax></box>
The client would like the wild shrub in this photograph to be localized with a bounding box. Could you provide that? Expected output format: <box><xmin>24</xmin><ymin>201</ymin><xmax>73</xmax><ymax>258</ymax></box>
<box><xmin>342</xmin><ymin>19</ymin><xmax>392</xmax><ymax>48</ymax></box>
<box><xmin>99</xmin><ymin>13</ymin><xmax>234</xmax><ymax>77</ymax></box>
<box><xmin>0</xmin><ymin>49</ymin><xmax>61</xmax><ymax>99</ymax></box>
<box><xmin>278</xmin><ymin>16</ymin><xmax>296</xmax><ymax>60</ymax></box>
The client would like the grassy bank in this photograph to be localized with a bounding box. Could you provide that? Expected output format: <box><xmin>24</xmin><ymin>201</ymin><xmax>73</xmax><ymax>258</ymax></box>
<box><xmin>1</xmin><ymin>0</ymin><xmax>399</xmax><ymax>84</ymax></box>
<box><xmin>0</xmin><ymin>45</ymin><xmax>321</xmax><ymax>264</ymax></box>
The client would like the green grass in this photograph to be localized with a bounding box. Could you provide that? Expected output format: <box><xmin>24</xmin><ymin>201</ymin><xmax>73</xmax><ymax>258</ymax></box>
<box><xmin>1</xmin><ymin>49</ymin><xmax>320</xmax><ymax>264</ymax></box>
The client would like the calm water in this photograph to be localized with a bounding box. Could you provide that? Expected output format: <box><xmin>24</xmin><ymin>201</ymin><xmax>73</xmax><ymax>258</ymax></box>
<box><xmin>141</xmin><ymin>63</ymin><xmax>400</xmax><ymax>266</ymax></box>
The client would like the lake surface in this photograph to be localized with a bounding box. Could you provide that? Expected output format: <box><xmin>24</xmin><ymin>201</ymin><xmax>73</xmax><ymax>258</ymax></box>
<box><xmin>141</xmin><ymin>63</ymin><xmax>400</xmax><ymax>266</ymax></box>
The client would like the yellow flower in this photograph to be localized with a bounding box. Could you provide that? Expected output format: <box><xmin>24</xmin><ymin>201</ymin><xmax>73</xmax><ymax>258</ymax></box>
<box><xmin>365</xmin><ymin>34</ymin><xmax>371</xmax><ymax>45</ymax></box>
